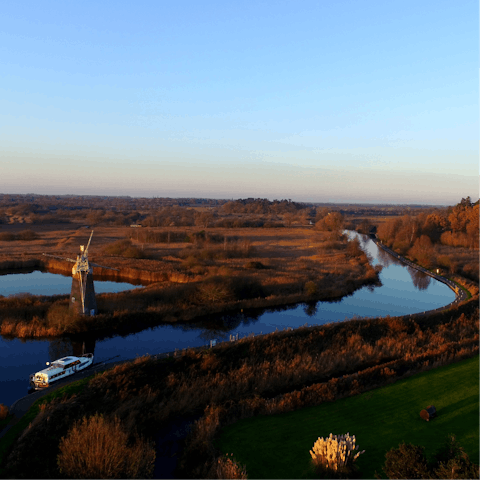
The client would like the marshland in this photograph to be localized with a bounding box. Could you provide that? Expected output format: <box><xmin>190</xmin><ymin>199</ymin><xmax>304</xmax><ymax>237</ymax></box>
<box><xmin>0</xmin><ymin>195</ymin><xmax>478</xmax><ymax>478</ymax></box>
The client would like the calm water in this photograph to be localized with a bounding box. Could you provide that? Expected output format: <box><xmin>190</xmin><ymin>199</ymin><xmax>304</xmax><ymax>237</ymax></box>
<box><xmin>0</xmin><ymin>270</ymin><xmax>140</xmax><ymax>296</ymax></box>
<box><xmin>0</xmin><ymin>232</ymin><xmax>456</xmax><ymax>407</ymax></box>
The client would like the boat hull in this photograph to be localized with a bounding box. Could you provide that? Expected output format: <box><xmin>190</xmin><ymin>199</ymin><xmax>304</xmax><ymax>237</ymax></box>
<box><xmin>29</xmin><ymin>353</ymin><xmax>94</xmax><ymax>390</ymax></box>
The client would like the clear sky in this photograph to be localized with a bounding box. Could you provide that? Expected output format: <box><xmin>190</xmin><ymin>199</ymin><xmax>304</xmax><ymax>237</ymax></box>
<box><xmin>1</xmin><ymin>0</ymin><xmax>478</xmax><ymax>205</ymax></box>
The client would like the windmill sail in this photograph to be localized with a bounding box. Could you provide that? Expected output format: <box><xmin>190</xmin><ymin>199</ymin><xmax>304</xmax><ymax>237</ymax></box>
<box><xmin>43</xmin><ymin>231</ymin><xmax>119</xmax><ymax>316</ymax></box>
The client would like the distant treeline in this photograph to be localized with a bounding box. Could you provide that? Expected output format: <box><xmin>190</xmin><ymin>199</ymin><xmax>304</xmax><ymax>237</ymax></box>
<box><xmin>1</xmin><ymin>193</ymin><xmax>463</xmax><ymax>227</ymax></box>
<box><xmin>0</xmin><ymin>230</ymin><xmax>39</xmax><ymax>241</ymax></box>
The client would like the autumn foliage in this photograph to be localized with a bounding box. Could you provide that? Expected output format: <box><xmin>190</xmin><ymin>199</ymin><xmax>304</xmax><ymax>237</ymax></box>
<box><xmin>1</xmin><ymin>297</ymin><xmax>478</xmax><ymax>478</ymax></box>
<box><xmin>382</xmin><ymin>435</ymin><xmax>479</xmax><ymax>479</ymax></box>
<box><xmin>0</xmin><ymin>404</ymin><xmax>9</xmax><ymax>421</ymax></box>
<box><xmin>57</xmin><ymin>413</ymin><xmax>155</xmax><ymax>479</ymax></box>
<box><xmin>376</xmin><ymin>198</ymin><xmax>479</xmax><ymax>281</ymax></box>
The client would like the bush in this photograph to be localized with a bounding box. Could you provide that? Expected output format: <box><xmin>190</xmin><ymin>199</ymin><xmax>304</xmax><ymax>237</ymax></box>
<box><xmin>382</xmin><ymin>443</ymin><xmax>429</xmax><ymax>479</ymax></box>
<box><xmin>304</xmin><ymin>281</ymin><xmax>318</xmax><ymax>296</ymax></box>
<box><xmin>346</xmin><ymin>238</ymin><xmax>363</xmax><ymax>258</ymax></box>
<box><xmin>0</xmin><ymin>230</ymin><xmax>39</xmax><ymax>241</ymax></box>
<box><xmin>103</xmin><ymin>239</ymin><xmax>145</xmax><ymax>258</ymax></box>
<box><xmin>17</xmin><ymin>230</ymin><xmax>40</xmax><ymax>241</ymax></box>
<box><xmin>0</xmin><ymin>232</ymin><xmax>15</xmax><ymax>241</ymax></box>
<box><xmin>310</xmin><ymin>433</ymin><xmax>364</xmax><ymax>478</ymax></box>
<box><xmin>0</xmin><ymin>403</ymin><xmax>9</xmax><ymax>421</ymax></box>
<box><xmin>196</xmin><ymin>277</ymin><xmax>234</xmax><ymax>304</ymax></box>
<box><xmin>245</xmin><ymin>261</ymin><xmax>267</xmax><ymax>270</ymax></box>
<box><xmin>57</xmin><ymin>413</ymin><xmax>155</xmax><ymax>479</ymax></box>
<box><xmin>46</xmin><ymin>302</ymin><xmax>76</xmax><ymax>332</ymax></box>
<box><xmin>207</xmin><ymin>455</ymin><xmax>248</xmax><ymax>479</ymax></box>
<box><xmin>381</xmin><ymin>436</ymin><xmax>479</xmax><ymax>479</ymax></box>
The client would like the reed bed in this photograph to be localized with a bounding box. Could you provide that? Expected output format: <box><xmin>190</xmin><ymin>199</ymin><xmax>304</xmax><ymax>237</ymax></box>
<box><xmin>0</xmin><ymin>229</ymin><xmax>382</xmax><ymax>338</ymax></box>
<box><xmin>1</xmin><ymin>297</ymin><xmax>477</xmax><ymax>478</ymax></box>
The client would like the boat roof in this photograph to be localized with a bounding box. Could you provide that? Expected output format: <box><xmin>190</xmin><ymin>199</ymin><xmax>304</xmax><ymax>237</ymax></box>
<box><xmin>35</xmin><ymin>356</ymin><xmax>88</xmax><ymax>376</ymax></box>
<box><xmin>55</xmin><ymin>356</ymin><xmax>79</xmax><ymax>365</ymax></box>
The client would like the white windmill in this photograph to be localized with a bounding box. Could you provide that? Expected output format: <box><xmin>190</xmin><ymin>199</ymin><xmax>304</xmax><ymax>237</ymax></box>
<box><xmin>43</xmin><ymin>231</ymin><xmax>119</xmax><ymax>316</ymax></box>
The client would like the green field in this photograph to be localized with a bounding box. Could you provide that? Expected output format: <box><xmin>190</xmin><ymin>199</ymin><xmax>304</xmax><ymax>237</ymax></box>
<box><xmin>216</xmin><ymin>356</ymin><xmax>479</xmax><ymax>479</ymax></box>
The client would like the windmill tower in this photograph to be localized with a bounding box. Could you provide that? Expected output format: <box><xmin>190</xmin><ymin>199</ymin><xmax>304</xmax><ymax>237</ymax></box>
<box><xmin>44</xmin><ymin>231</ymin><xmax>119</xmax><ymax>316</ymax></box>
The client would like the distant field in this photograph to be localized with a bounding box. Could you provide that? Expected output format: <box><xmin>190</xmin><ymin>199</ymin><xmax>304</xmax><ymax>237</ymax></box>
<box><xmin>217</xmin><ymin>356</ymin><xmax>479</xmax><ymax>479</ymax></box>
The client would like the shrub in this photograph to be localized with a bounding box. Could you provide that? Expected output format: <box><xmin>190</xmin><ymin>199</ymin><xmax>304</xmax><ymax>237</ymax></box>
<box><xmin>103</xmin><ymin>239</ymin><xmax>145</xmax><ymax>258</ymax></box>
<box><xmin>196</xmin><ymin>277</ymin><xmax>234</xmax><ymax>304</ymax></box>
<box><xmin>46</xmin><ymin>302</ymin><xmax>76</xmax><ymax>332</ymax></box>
<box><xmin>310</xmin><ymin>433</ymin><xmax>364</xmax><ymax>478</ymax></box>
<box><xmin>207</xmin><ymin>454</ymin><xmax>248</xmax><ymax>479</ymax></box>
<box><xmin>17</xmin><ymin>230</ymin><xmax>40</xmax><ymax>241</ymax></box>
<box><xmin>245</xmin><ymin>261</ymin><xmax>267</xmax><ymax>270</ymax></box>
<box><xmin>304</xmin><ymin>281</ymin><xmax>318</xmax><ymax>296</ymax></box>
<box><xmin>57</xmin><ymin>413</ymin><xmax>155</xmax><ymax>479</ymax></box>
<box><xmin>0</xmin><ymin>230</ymin><xmax>39</xmax><ymax>241</ymax></box>
<box><xmin>346</xmin><ymin>238</ymin><xmax>363</xmax><ymax>258</ymax></box>
<box><xmin>0</xmin><ymin>232</ymin><xmax>15</xmax><ymax>241</ymax></box>
<box><xmin>382</xmin><ymin>443</ymin><xmax>429</xmax><ymax>479</ymax></box>
<box><xmin>382</xmin><ymin>436</ymin><xmax>479</xmax><ymax>479</ymax></box>
<box><xmin>0</xmin><ymin>403</ymin><xmax>9</xmax><ymax>421</ymax></box>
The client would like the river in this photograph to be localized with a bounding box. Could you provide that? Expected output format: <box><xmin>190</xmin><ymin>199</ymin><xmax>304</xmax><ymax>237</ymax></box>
<box><xmin>0</xmin><ymin>232</ymin><xmax>455</xmax><ymax>407</ymax></box>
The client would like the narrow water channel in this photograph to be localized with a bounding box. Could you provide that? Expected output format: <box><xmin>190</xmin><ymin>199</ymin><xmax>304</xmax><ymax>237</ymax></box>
<box><xmin>0</xmin><ymin>232</ymin><xmax>456</xmax><ymax>407</ymax></box>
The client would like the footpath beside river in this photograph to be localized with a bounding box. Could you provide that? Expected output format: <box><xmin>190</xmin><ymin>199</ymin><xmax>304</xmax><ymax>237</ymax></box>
<box><xmin>370</xmin><ymin>234</ymin><xmax>468</xmax><ymax>311</ymax></box>
<box><xmin>0</xmin><ymin>350</ymin><xmax>177</xmax><ymax>440</ymax></box>
<box><xmin>1</xmin><ymin>234</ymin><xmax>471</xmax><ymax>440</ymax></box>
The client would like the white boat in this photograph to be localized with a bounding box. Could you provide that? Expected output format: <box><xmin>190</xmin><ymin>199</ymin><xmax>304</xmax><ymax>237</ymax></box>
<box><xmin>29</xmin><ymin>353</ymin><xmax>94</xmax><ymax>390</ymax></box>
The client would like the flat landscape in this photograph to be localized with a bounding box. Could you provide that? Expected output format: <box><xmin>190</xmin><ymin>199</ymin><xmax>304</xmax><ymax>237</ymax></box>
<box><xmin>0</xmin><ymin>205</ymin><xmax>383</xmax><ymax>338</ymax></box>
<box><xmin>0</xmin><ymin>196</ymin><xmax>478</xmax><ymax>479</ymax></box>
<box><xmin>216</xmin><ymin>355</ymin><xmax>479</xmax><ymax>478</ymax></box>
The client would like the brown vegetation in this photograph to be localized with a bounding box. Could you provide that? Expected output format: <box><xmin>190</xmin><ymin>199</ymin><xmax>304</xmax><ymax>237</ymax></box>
<box><xmin>0</xmin><ymin>404</ymin><xmax>9</xmax><ymax>422</ymax></box>
<box><xmin>206</xmin><ymin>455</ymin><xmax>248</xmax><ymax>479</ymax></box>
<box><xmin>1</xmin><ymin>297</ymin><xmax>477</xmax><ymax>478</ymax></box>
<box><xmin>376</xmin><ymin>198</ymin><xmax>479</xmax><ymax>282</ymax></box>
<box><xmin>0</xmin><ymin>224</ymin><xmax>381</xmax><ymax>338</ymax></box>
<box><xmin>1</xmin><ymin>195</ymin><xmax>477</xmax><ymax>477</ymax></box>
<box><xmin>382</xmin><ymin>435</ymin><xmax>479</xmax><ymax>479</ymax></box>
<box><xmin>57</xmin><ymin>413</ymin><xmax>155</xmax><ymax>478</ymax></box>
<box><xmin>0</xmin><ymin>230</ymin><xmax>39</xmax><ymax>241</ymax></box>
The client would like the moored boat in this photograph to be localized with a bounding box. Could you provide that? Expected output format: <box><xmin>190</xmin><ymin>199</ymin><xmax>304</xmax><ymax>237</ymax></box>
<box><xmin>29</xmin><ymin>353</ymin><xmax>94</xmax><ymax>390</ymax></box>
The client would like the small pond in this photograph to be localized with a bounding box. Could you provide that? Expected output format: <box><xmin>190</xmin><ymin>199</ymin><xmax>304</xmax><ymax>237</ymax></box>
<box><xmin>0</xmin><ymin>270</ymin><xmax>140</xmax><ymax>297</ymax></box>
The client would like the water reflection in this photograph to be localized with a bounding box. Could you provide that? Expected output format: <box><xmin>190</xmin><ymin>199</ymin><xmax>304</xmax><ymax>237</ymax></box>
<box><xmin>303</xmin><ymin>302</ymin><xmax>318</xmax><ymax>317</ymax></box>
<box><xmin>48</xmin><ymin>338</ymin><xmax>72</xmax><ymax>361</ymax></box>
<box><xmin>375</xmin><ymin>245</ymin><xmax>404</xmax><ymax>268</ymax></box>
<box><xmin>1</xmin><ymin>231</ymin><xmax>457</xmax><ymax>407</ymax></box>
<box><xmin>47</xmin><ymin>336</ymin><xmax>97</xmax><ymax>361</ymax></box>
<box><xmin>407</xmin><ymin>266</ymin><xmax>431</xmax><ymax>291</ymax></box>
<box><xmin>0</xmin><ymin>270</ymin><xmax>140</xmax><ymax>297</ymax></box>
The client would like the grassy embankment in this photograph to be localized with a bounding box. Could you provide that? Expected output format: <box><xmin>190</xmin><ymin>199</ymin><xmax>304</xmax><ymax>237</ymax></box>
<box><xmin>216</xmin><ymin>355</ymin><xmax>479</xmax><ymax>479</ymax></box>
<box><xmin>0</xmin><ymin>226</ymin><xmax>381</xmax><ymax>338</ymax></box>
<box><xmin>0</xmin><ymin>296</ymin><xmax>477</xmax><ymax>478</ymax></box>
<box><xmin>0</xmin><ymin>375</ymin><xmax>93</xmax><ymax>473</ymax></box>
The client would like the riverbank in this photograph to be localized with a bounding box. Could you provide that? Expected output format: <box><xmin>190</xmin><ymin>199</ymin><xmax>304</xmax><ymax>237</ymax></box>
<box><xmin>1</xmin><ymin>295</ymin><xmax>477</xmax><ymax>479</ymax></box>
<box><xmin>370</xmin><ymin>234</ymin><xmax>472</xmax><ymax>307</ymax></box>
<box><xmin>0</xmin><ymin>228</ymin><xmax>383</xmax><ymax>339</ymax></box>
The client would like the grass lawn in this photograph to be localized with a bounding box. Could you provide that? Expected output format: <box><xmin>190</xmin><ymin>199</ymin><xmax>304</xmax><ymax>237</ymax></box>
<box><xmin>216</xmin><ymin>356</ymin><xmax>479</xmax><ymax>479</ymax></box>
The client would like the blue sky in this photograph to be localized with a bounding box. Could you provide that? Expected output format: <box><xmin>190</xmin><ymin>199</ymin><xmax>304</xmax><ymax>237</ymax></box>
<box><xmin>1</xmin><ymin>0</ymin><xmax>478</xmax><ymax>204</ymax></box>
